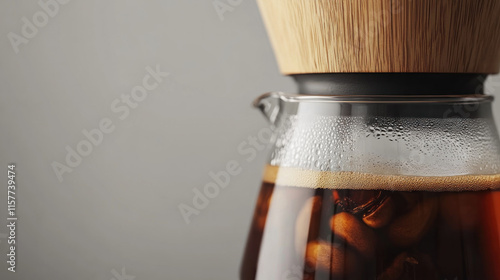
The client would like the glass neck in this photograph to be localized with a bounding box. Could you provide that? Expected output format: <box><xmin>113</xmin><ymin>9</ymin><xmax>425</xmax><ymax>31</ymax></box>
<box><xmin>264</xmin><ymin>94</ymin><xmax>500</xmax><ymax>177</ymax></box>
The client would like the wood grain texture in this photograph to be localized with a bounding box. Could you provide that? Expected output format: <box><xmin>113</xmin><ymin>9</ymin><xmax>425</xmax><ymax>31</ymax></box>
<box><xmin>257</xmin><ymin>0</ymin><xmax>500</xmax><ymax>74</ymax></box>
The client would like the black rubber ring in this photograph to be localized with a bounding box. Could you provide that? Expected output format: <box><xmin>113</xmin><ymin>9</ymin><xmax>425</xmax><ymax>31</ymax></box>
<box><xmin>292</xmin><ymin>73</ymin><xmax>487</xmax><ymax>95</ymax></box>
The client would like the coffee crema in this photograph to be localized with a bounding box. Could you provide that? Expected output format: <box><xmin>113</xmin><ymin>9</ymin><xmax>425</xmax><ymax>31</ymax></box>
<box><xmin>262</xmin><ymin>164</ymin><xmax>500</xmax><ymax>192</ymax></box>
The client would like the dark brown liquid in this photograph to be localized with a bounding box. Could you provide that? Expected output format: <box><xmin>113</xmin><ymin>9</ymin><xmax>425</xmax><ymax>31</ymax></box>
<box><xmin>240</xmin><ymin>167</ymin><xmax>500</xmax><ymax>280</ymax></box>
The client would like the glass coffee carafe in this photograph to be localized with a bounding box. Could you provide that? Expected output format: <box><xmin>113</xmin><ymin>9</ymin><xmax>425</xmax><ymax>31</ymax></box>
<box><xmin>240</xmin><ymin>76</ymin><xmax>500</xmax><ymax>280</ymax></box>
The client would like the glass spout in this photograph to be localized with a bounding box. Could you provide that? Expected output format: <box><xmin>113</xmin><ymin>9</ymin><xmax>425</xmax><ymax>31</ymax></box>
<box><xmin>253</xmin><ymin>92</ymin><xmax>283</xmax><ymax>125</ymax></box>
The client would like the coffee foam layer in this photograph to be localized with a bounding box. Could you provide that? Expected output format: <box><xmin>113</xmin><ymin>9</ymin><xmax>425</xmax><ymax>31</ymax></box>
<box><xmin>263</xmin><ymin>165</ymin><xmax>500</xmax><ymax>192</ymax></box>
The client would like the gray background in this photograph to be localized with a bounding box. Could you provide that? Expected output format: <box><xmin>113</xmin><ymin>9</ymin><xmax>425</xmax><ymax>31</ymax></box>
<box><xmin>0</xmin><ymin>1</ymin><xmax>499</xmax><ymax>279</ymax></box>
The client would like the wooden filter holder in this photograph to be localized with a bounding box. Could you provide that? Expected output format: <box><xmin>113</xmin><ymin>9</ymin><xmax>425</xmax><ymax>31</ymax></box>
<box><xmin>257</xmin><ymin>0</ymin><xmax>500</xmax><ymax>74</ymax></box>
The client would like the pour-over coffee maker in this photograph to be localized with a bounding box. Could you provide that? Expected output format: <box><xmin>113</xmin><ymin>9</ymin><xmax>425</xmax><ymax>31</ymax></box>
<box><xmin>241</xmin><ymin>1</ymin><xmax>500</xmax><ymax>279</ymax></box>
